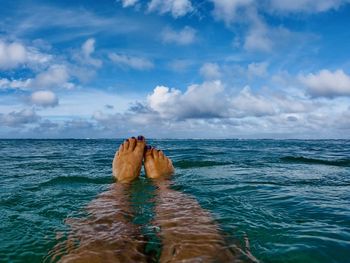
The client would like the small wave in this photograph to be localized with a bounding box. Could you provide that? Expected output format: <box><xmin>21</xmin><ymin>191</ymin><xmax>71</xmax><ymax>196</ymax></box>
<box><xmin>40</xmin><ymin>176</ymin><xmax>112</xmax><ymax>186</ymax></box>
<box><xmin>174</xmin><ymin>160</ymin><xmax>233</xmax><ymax>168</ymax></box>
<box><xmin>280</xmin><ymin>156</ymin><xmax>350</xmax><ymax>167</ymax></box>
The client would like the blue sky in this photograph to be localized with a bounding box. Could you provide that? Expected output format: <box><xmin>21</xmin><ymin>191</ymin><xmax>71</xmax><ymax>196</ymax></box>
<box><xmin>1</xmin><ymin>0</ymin><xmax>350</xmax><ymax>138</ymax></box>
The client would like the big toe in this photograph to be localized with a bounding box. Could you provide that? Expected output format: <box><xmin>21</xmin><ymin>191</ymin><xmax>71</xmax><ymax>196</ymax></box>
<box><xmin>135</xmin><ymin>135</ymin><xmax>146</xmax><ymax>153</ymax></box>
<box><xmin>144</xmin><ymin>146</ymin><xmax>153</xmax><ymax>160</ymax></box>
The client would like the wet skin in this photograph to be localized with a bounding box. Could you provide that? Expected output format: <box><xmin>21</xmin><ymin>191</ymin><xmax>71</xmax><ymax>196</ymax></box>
<box><xmin>53</xmin><ymin>136</ymin><xmax>239</xmax><ymax>263</ymax></box>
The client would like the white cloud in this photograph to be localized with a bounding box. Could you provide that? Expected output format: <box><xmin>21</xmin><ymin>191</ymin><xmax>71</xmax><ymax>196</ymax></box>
<box><xmin>210</xmin><ymin>1</ymin><xmax>302</xmax><ymax>53</ymax></box>
<box><xmin>145</xmin><ymin>80</ymin><xmax>317</xmax><ymax>121</ymax></box>
<box><xmin>30</xmin><ymin>90</ymin><xmax>59</xmax><ymax>108</ymax></box>
<box><xmin>210</xmin><ymin>0</ymin><xmax>253</xmax><ymax>24</ymax></box>
<box><xmin>200</xmin><ymin>63</ymin><xmax>221</xmax><ymax>79</ymax></box>
<box><xmin>0</xmin><ymin>40</ymin><xmax>51</xmax><ymax>70</ymax></box>
<box><xmin>231</xmin><ymin>86</ymin><xmax>276</xmax><ymax>117</ymax></box>
<box><xmin>3</xmin><ymin>81</ymin><xmax>349</xmax><ymax>138</ymax></box>
<box><xmin>0</xmin><ymin>78</ymin><xmax>31</xmax><ymax>90</ymax></box>
<box><xmin>118</xmin><ymin>0</ymin><xmax>139</xmax><ymax>8</ymax></box>
<box><xmin>244</xmin><ymin>20</ymin><xmax>272</xmax><ymax>52</ymax></box>
<box><xmin>247</xmin><ymin>62</ymin><xmax>268</xmax><ymax>77</ymax></box>
<box><xmin>31</xmin><ymin>65</ymin><xmax>70</xmax><ymax>88</ymax></box>
<box><xmin>148</xmin><ymin>0</ymin><xmax>193</xmax><ymax>18</ymax></box>
<box><xmin>147</xmin><ymin>80</ymin><xmax>226</xmax><ymax>119</ymax></box>
<box><xmin>0</xmin><ymin>41</ymin><xmax>27</xmax><ymax>69</ymax></box>
<box><xmin>268</xmin><ymin>0</ymin><xmax>346</xmax><ymax>13</ymax></box>
<box><xmin>0</xmin><ymin>64</ymin><xmax>73</xmax><ymax>91</ymax></box>
<box><xmin>299</xmin><ymin>69</ymin><xmax>350</xmax><ymax>98</ymax></box>
<box><xmin>0</xmin><ymin>109</ymin><xmax>40</xmax><ymax>127</ymax></box>
<box><xmin>161</xmin><ymin>26</ymin><xmax>196</xmax><ymax>45</ymax></box>
<box><xmin>80</xmin><ymin>38</ymin><xmax>102</xmax><ymax>67</ymax></box>
<box><xmin>82</xmin><ymin>38</ymin><xmax>95</xmax><ymax>57</ymax></box>
<box><xmin>147</xmin><ymin>85</ymin><xmax>182</xmax><ymax>118</ymax></box>
<box><xmin>108</xmin><ymin>53</ymin><xmax>154</xmax><ymax>70</ymax></box>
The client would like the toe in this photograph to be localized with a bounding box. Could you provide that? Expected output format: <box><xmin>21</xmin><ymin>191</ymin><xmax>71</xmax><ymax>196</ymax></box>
<box><xmin>152</xmin><ymin>148</ymin><xmax>159</xmax><ymax>159</ymax></box>
<box><xmin>118</xmin><ymin>143</ymin><xmax>124</xmax><ymax>154</ymax></box>
<box><xmin>128</xmin><ymin>137</ymin><xmax>137</xmax><ymax>151</ymax></box>
<box><xmin>144</xmin><ymin>147</ymin><xmax>153</xmax><ymax>160</ymax></box>
<box><xmin>158</xmin><ymin>150</ymin><xmax>165</xmax><ymax>159</ymax></box>
<box><xmin>123</xmin><ymin>139</ymin><xmax>130</xmax><ymax>151</ymax></box>
<box><xmin>135</xmin><ymin>136</ymin><xmax>146</xmax><ymax>153</ymax></box>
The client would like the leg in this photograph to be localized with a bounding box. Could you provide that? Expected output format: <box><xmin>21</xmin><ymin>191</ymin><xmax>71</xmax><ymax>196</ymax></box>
<box><xmin>144</xmin><ymin>148</ymin><xmax>238</xmax><ymax>263</ymax></box>
<box><xmin>52</xmin><ymin>137</ymin><xmax>148</xmax><ymax>263</ymax></box>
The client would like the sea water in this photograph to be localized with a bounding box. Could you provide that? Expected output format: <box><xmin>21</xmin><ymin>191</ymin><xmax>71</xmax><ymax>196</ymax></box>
<box><xmin>0</xmin><ymin>139</ymin><xmax>349</xmax><ymax>262</ymax></box>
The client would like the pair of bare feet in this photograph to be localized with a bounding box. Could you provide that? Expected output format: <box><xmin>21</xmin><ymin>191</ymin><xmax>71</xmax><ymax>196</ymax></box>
<box><xmin>112</xmin><ymin>136</ymin><xmax>174</xmax><ymax>183</ymax></box>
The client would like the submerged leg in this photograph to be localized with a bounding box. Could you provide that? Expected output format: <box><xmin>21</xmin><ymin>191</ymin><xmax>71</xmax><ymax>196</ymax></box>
<box><xmin>58</xmin><ymin>183</ymin><xmax>147</xmax><ymax>263</ymax></box>
<box><xmin>51</xmin><ymin>137</ymin><xmax>148</xmax><ymax>263</ymax></box>
<box><xmin>144</xmin><ymin>148</ymin><xmax>238</xmax><ymax>263</ymax></box>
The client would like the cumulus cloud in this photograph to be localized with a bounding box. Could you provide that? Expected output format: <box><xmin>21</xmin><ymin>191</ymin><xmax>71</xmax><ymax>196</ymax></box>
<box><xmin>299</xmin><ymin>69</ymin><xmax>350</xmax><ymax>98</ymax></box>
<box><xmin>108</xmin><ymin>53</ymin><xmax>154</xmax><ymax>70</ymax></box>
<box><xmin>199</xmin><ymin>63</ymin><xmax>221</xmax><ymax>79</ymax></box>
<box><xmin>147</xmin><ymin>80</ymin><xmax>226</xmax><ymax>119</ymax></box>
<box><xmin>0</xmin><ymin>41</ymin><xmax>27</xmax><ymax>69</ymax></box>
<box><xmin>30</xmin><ymin>90</ymin><xmax>59</xmax><ymax>108</ymax></box>
<box><xmin>31</xmin><ymin>64</ymin><xmax>72</xmax><ymax>89</ymax></box>
<box><xmin>84</xmin><ymin>80</ymin><xmax>328</xmax><ymax>139</ymax></box>
<box><xmin>0</xmin><ymin>109</ymin><xmax>40</xmax><ymax>127</ymax></box>
<box><xmin>0</xmin><ymin>64</ymin><xmax>73</xmax><ymax>90</ymax></box>
<box><xmin>145</xmin><ymin>81</ymin><xmax>315</xmax><ymax>121</ymax></box>
<box><xmin>0</xmin><ymin>40</ymin><xmax>51</xmax><ymax>70</ymax></box>
<box><xmin>6</xmin><ymin>80</ymin><xmax>346</xmax><ymax>138</ymax></box>
<box><xmin>148</xmin><ymin>0</ymin><xmax>193</xmax><ymax>18</ymax></box>
<box><xmin>230</xmin><ymin>86</ymin><xmax>276</xmax><ymax>117</ymax></box>
<box><xmin>161</xmin><ymin>26</ymin><xmax>196</xmax><ymax>45</ymax></box>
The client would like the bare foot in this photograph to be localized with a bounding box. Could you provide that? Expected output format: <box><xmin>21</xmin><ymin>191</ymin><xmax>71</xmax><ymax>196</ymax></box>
<box><xmin>144</xmin><ymin>147</ymin><xmax>174</xmax><ymax>179</ymax></box>
<box><xmin>112</xmin><ymin>136</ymin><xmax>146</xmax><ymax>183</ymax></box>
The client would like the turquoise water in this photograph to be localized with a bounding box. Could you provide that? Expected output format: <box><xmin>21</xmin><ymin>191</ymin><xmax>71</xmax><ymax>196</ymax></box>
<box><xmin>0</xmin><ymin>139</ymin><xmax>350</xmax><ymax>262</ymax></box>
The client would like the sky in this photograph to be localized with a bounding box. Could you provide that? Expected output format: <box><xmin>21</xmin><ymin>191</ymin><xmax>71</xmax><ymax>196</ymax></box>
<box><xmin>0</xmin><ymin>0</ymin><xmax>350</xmax><ymax>139</ymax></box>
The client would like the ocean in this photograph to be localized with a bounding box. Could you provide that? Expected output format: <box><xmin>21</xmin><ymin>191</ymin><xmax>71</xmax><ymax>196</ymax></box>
<box><xmin>0</xmin><ymin>139</ymin><xmax>349</xmax><ymax>262</ymax></box>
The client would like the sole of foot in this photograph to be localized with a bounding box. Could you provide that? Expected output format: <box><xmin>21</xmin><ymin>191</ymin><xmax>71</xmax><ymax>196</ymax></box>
<box><xmin>112</xmin><ymin>136</ymin><xmax>146</xmax><ymax>183</ymax></box>
<box><xmin>144</xmin><ymin>147</ymin><xmax>174</xmax><ymax>179</ymax></box>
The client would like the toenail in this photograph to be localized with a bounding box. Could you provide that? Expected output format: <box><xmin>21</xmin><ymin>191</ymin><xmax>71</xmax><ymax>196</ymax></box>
<box><xmin>146</xmin><ymin>145</ymin><xmax>151</xmax><ymax>150</ymax></box>
<box><xmin>131</xmin><ymin>136</ymin><xmax>135</xmax><ymax>139</ymax></box>
<box><xmin>137</xmin><ymin>136</ymin><xmax>144</xmax><ymax>140</ymax></box>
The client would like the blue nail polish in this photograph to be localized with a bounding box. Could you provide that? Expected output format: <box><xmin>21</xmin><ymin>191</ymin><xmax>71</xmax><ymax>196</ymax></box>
<box><xmin>131</xmin><ymin>136</ymin><xmax>135</xmax><ymax>139</ymax></box>
<box><xmin>146</xmin><ymin>145</ymin><xmax>151</xmax><ymax>149</ymax></box>
<box><xmin>137</xmin><ymin>135</ymin><xmax>144</xmax><ymax>140</ymax></box>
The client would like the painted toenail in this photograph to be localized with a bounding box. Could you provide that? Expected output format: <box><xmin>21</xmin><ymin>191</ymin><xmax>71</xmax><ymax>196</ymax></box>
<box><xmin>131</xmin><ymin>136</ymin><xmax>135</xmax><ymax>139</ymax></box>
<box><xmin>137</xmin><ymin>136</ymin><xmax>144</xmax><ymax>140</ymax></box>
<box><xmin>146</xmin><ymin>145</ymin><xmax>151</xmax><ymax>149</ymax></box>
